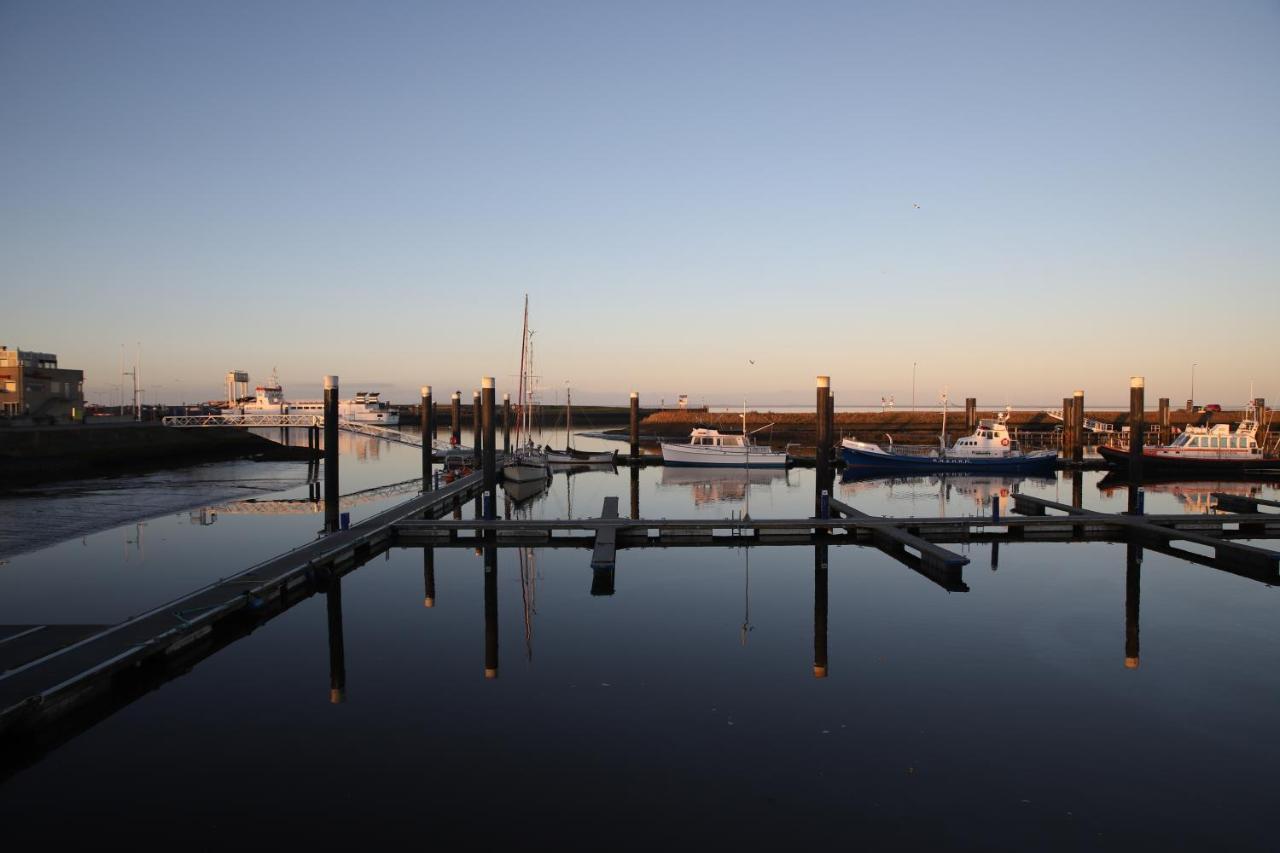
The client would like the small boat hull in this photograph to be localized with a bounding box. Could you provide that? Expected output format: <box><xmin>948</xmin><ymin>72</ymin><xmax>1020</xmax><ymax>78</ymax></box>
<box><xmin>1097</xmin><ymin>445</ymin><xmax>1280</xmax><ymax>476</ymax></box>
<box><xmin>544</xmin><ymin>447</ymin><xmax>617</xmax><ymax>465</ymax></box>
<box><xmin>841</xmin><ymin>445</ymin><xmax>1058</xmax><ymax>473</ymax></box>
<box><xmin>503</xmin><ymin>460</ymin><xmax>550</xmax><ymax>483</ymax></box>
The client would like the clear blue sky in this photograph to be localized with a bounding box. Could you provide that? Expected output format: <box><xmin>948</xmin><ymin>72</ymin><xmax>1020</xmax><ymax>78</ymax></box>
<box><xmin>3</xmin><ymin>1</ymin><xmax>1277</xmax><ymax>407</ymax></box>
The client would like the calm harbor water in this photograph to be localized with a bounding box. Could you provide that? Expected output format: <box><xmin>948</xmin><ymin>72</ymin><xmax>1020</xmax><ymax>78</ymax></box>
<box><xmin>2</xmin><ymin>425</ymin><xmax>1279</xmax><ymax>848</ymax></box>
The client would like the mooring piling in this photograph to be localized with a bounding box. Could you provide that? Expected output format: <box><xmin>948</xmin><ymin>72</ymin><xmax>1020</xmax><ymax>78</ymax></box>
<box><xmin>451</xmin><ymin>391</ymin><xmax>461</xmax><ymax>445</ymax></box>
<box><xmin>630</xmin><ymin>392</ymin><xmax>639</xmax><ymax>459</ymax></box>
<box><xmin>1062</xmin><ymin>396</ymin><xmax>1074</xmax><ymax>454</ymax></box>
<box><xmin>815</xmin><ymin>376</ymin><xmax>830</xmax><ymax>518</ymax></box>
<box><xmin>324</xmin><ymin>374</ymin><xmax>340</xmax><ymax>533</ymax></box>
<box><xmin>965</xmin><ymin>398</ymin><xmax>977</xmax><ymax>431</ymax></box>
<box><xmin>1072</xmin><ymin>389</ymin><xmax>1085</xmax><ymax>462</ymax></box>
<box><xmin>1129</xmin><ymin>376</ymin><xmax>1145</xmax><ymax>480</ymax></box>
<box><xmin>502</xmin><ymin>392</ymin><xmax>511</xmax><ymax>454</ymax></box>
<box><xmin>472</xmin><ymin>390</ymin><xmax>481</xmax><ymax>458</ymax></box>
<box><xmin>421</xmin><ymin>385</ymin><xmax>433</xmax><ymax>492</ymax></box>
<box><xmin>1158</xmin><ymin>397</ymin><xmax>1170</xmax><ymax>445</ymax></box>
<box><xmin>482</xmin><ymin>377</ymin><xmax>496</xmax><ymax>520</ymax></box>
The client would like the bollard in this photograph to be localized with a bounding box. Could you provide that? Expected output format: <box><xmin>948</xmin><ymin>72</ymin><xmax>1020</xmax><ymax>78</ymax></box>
<box><xmin>421</xmin><ymin>385</ymin><xmax>433</xmax><ymax>492</ymax></box>
<box><xmin>815</xmin><ymin>376</ymin><xmax>830</xmax><ymax>519</ymax></box>
<box><xmin>482</xmin><ymin>377</ymin><xmax>496</xmax><ymax>520</ymax></box>
<box><xmin>629</xmin><ymin>392</ymin><xmax>639</xmax><ymax>459</ymax></box>
<box><xmin>324</xmin><ymin>375</ymin><xmax>340</xmax><ymax>533</ymax></box>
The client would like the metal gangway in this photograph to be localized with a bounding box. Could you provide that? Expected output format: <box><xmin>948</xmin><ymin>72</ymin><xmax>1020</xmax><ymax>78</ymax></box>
<box><xmin>161</xmin><ymin>413</ymin><xmax>467</xmax><ymax>455</ymax></box>
<box><xmin>1043</xmin><ymin>409</ymin><xmax>1158</xmax><ymax>436</ymax></box>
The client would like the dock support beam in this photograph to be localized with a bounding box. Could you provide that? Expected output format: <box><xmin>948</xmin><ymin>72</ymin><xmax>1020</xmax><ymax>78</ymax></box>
<box><xmin>1073</xmin><ymin>389</ymin><xmax>1085</xmax><ymax>462</ymax></box>
<box><xmin>451</xmin><ymin>391</ymin><xmax>461</xmax><ymax>446</ymax></box>
<box><xmin>1158</xmin><ymin>397</ymin><xmax>1170</xmax><ymax>446</ymax></box>
<box><xmin>482</xmin><ymin>377</ymin><xmax>496</xmax><ymax>520</ymax></box>
<box><xmin>503</xmin><ymin>393</ymin><xmax>511</xmax><ymax>455</ymax></box>
<box><xmin>324</xmin><ymin>375</ymin><xmax>340</xmax><ymax>533</ymax></box>
<box><xmin>421</xmin><ymin>385</ymin><xmax>433</xmax><ymax>492</ymax></box>
<box><xmin>815</xmin><ymin>376</ymin><xmax>830</xmax><ymax>518</ymax></box>
<box><xmin>630</xmin><ymin>392</ymin><xmax>639</xmax><ymax>459</ymax></box>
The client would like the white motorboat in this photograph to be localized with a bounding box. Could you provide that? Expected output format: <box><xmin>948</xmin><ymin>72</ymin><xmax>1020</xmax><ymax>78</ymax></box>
<box><xmin>661</xmin><ymin>427</ymin><xmax>788</xmax><ymax>468</ymax></box>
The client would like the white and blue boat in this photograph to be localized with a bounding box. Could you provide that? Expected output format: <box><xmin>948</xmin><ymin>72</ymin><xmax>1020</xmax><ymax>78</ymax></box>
<box><xmin>841</xmin><ymin>406</ymin><xmax>1058</xmax><ymax>473</ymax></box>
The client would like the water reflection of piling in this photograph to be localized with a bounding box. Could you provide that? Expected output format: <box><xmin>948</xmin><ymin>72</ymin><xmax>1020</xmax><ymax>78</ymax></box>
<box><xmin>326</xmin><ymin>576</ymin><xmax>346</xmax><ymax>703</ymax></box>
<box><xmin>421</xmin><ymin>385</ymin><xmax>433</xmax><ymax>492</ymax></box>
<box><xmin>1125</xmin><ymin>541</ymin><xmax>1141</xmax><ymax>669</ymax></box>
<box><xmin>630</xmin><ymin>466</ymin><xmax>640</xmax><ymax>520</ymax></box>
<box><xmin>814</xmin><ymin>542</ymin><xmax>828</xmax><ymax>679</ymax></box>
<box><xmin>629</xmin><ymin>392</ymin><xmax>639</xmax><ymax>459</ymax></box>
<box><xmin>1071</xmin><ymin>470</ymin><xmax>1083</xmax><ymax>510</ymax></box>
<box><xmin>423</xmin><ymin>548</ymin><xmax>436</xmax><ymax>608</ymax></box>
<box><xmin>324</xmin><ymin>375</ymin><xmax>340</xmax><ymax>533</ymax></box>
<box><xmin>484</xmin><ymin>545</ymin><xmax>499</xmax><ymax>679</ymax></box>
<box><xmin>990</xmin><ymin>541</ymin><xmax>1000</xmax><ymax>570</ymax></box>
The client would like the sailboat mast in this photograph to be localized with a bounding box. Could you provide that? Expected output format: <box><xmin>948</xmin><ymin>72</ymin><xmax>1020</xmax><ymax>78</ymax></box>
<box><xmin>566</xmin><ymin>386</ymin><xmax>572</xmax><ymax>451</ymax></box>
<box><xmin>515</xmin><ymin>295</ymin><xmax>529</xmax><ymax>448</ymax></box>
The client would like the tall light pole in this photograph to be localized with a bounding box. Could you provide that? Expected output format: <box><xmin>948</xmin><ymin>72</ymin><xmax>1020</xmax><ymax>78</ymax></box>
<box><xmin>912</xmin><ymin>362</ymin><xmax>917</xmax><ymax>411</ymax></box>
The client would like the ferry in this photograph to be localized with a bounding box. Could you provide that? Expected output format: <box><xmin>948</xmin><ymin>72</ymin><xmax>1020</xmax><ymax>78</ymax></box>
<box><xmin>1098</xmin><ymin>401</ymin><xmax>1279</xmax><ymax>475</ymax></box>
<box><xmin>223</xmin><ymin>378</ymin><xmax>400</xmax><ymax>425</ymax></box>
<box><xmin>841</xmin><ymin>408</ymin><xmax>1058</xmax><ymax>473</ymax></box>
<box><xmin>661</xmin><ymin>428</ymin><xmax>789</xmax><ymax>468</ymax></box>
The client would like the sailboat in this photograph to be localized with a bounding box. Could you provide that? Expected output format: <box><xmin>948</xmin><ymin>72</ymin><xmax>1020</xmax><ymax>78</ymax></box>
<box><xmin>545</xmin><ymin>386</ymin><xmax>617</xmax><ymax>464</ymax></box>
<box><xmin>503</xmin><ymin>295</ymin><xmax>551</xmax><ymax>486</ymax></box>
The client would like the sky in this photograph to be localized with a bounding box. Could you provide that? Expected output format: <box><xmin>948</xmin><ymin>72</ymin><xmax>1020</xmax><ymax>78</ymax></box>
<box><xmin>3</xmin><ymin>0</ymin><xmax>1278</xmax><ymax>408</ymax></box>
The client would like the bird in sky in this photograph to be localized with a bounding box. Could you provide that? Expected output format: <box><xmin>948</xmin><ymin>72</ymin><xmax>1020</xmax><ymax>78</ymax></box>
<box><xmin>912</xmin><ymin>202</ymin><xmax>921</xmax><ymax>209</ymax></box>
<box><xmin>749</xmin><ymin>359</ymin><xmax>756</xmax><ymax>365</ymax></box>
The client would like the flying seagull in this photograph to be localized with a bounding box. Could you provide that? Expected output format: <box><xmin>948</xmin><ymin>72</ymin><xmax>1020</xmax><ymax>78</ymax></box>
<box><xmin>912</xmin><ymin>202</ymin><xmax>921</xmax><ymax>209</ymax></box>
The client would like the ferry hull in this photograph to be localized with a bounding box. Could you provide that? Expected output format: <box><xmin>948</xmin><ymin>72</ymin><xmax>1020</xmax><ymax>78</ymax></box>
<box><xmin>841</xmin><ymin>446</ymin><xmax>1058</xmax><ymax>473</ymax></box>
<box><xmin>1097</xmin><ymin>445</ymin><xmax>1280</xmax><ymax>475</ymax></box>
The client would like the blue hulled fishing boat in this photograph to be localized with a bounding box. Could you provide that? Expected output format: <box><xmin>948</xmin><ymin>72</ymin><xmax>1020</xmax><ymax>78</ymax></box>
<box><xmin>840</xmin><ymin>405</ymin><xmax>1058</xmax><ymax>473</ymax></box>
